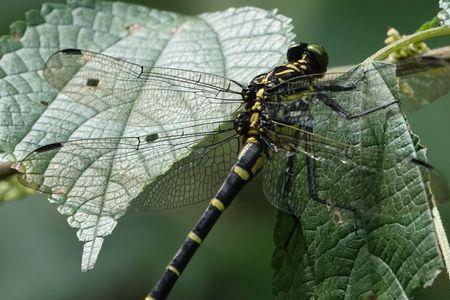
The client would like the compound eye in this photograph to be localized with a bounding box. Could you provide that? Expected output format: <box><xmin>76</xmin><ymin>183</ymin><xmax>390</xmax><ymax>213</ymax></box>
<box><xmin>286</xmin><ymin>43</ymin><xmax>309</xmax><ymax>63</ymax></box>
<box><xmin>306</xmin><ymin>43</ymin><xmax>329</xmax><ymax>73</ymax></box>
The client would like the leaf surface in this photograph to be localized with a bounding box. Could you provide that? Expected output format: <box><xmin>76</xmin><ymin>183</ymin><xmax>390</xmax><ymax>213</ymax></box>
<box><xmin>0</xmin><ymin>0</ymin><xmax>294</xmax><ymax>270</ymax></box>
<box><xmin>271</xmin><ymin>62</ymin><xmax>447</xmax><ymax>299</ymax></box>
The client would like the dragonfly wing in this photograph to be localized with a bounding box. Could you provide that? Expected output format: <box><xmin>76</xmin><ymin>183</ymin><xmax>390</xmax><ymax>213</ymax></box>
<box><xmin>43</xmin><ymin>49</ymin><xmax>243</xmax><ymax>128</ymax></box>
<box><xmin>263</xmin><ymin>146</ymin><xmax>310</xmax><ymax>215</ymax></box>
<box><xmin>16</xmin><ymin>48</ymin><xmax>246</xmax><ymax>212</ymax></box>
<box><xmin>128</xmin><ymin>130</ymin><xmax>239</xmax><ymax>211</ymax></box>
<box><xmin>395</xmin><ymin>56</ymin><xmax>450</xmax><ymax>111</ymax></box>
<box><xmin>265</xmin><ymin>63</ymin><xmax>399</xmax><ymax>119</ymax></box>
<box><xmin>14</xmin><ymin>124</ymin><xmax>239</xmax><ymax>212</ymax></box>
<box><xmin>262</xmin><ymin>123</ymin><xmax>449</xmax><ymax>216</ymax></box>
<box><xmin>266</xmin><ymin>55</ymin><xmax>449</xmax><ymax>118</ymax></box>
<box><xmin>263</xmin><ymin>124</ymin><xmax>369</xmax><ymax>216</ymax></box>
<box><xmin>411</xmin><ymin>158</ymin><xmax>450</xmax><ymax>205</ymax></box>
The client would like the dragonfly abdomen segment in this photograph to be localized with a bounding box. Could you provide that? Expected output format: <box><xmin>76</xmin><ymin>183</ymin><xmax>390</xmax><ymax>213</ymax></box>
<box><xmin>148</xmin><ymin>141</ymin><xmax>263</xmax><ymax>300</ymax></box>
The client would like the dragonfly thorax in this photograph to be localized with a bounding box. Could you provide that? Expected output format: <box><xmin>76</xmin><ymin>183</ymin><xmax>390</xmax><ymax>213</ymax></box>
<box><xmin>235</xmin><ymin>88</ymin><xmax>267</xmax><ymax>142</ymax></box>
<box><xmin>237</xmin><ymin>42</ymin><xmax>328</xmax><ymax>143</ymax></box>
<box><xmin>247</xmin><ymin>43</ymin><xmax>328</xmax><ymax>90</ymax></box>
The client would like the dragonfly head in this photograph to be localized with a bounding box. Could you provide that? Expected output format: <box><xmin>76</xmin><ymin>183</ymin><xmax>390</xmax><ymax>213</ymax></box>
<box><xmin>287</xmin><ymin>43</ymin><xmax>329</xmax><ymax>74</ymax></box>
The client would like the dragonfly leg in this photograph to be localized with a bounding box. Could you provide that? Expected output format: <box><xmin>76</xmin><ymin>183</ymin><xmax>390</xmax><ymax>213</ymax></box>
<box><xmin>306</xmin><ymin>155</ymin><xmax>359</xmax><ymax>233</ymax></box>
<box><xmin>318</xmin><ymin>94</ymin><xmax>399</xmax><ymax>120</ymax></box>
<box><xmin>305</xmin><ymin>154</ymin><xmax>355</xmax><ymax>212</ymax></box>
<box><xmin>302</xmin><ymin>119</ymin><xmax>359</xmax><ymax>232</ymax></box>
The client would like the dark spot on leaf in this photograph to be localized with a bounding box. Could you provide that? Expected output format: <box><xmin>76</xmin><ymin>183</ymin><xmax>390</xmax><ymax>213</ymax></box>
<box><xmin>87</xmin><ymin>78</ymin><xmax>99</xmax><ymax>87</ymax></box>
<box><xmin>385</xmin><ymin>109</ymin><xmax>397</xmax><ymax>119</ymax></box>
<box><xmin>332</xmin><ymin>208</ymin><xmax>344</xmax><ymax>225</ymax></box>
<box><xmin>145</xmin><ymin>133</ymin><xmax>159</xmax><ymax>143</ymax></box>
<box><xmin>35</xmin><ymin>142</ymin><xmax>63</xmax><ymax>153</ymax></box>
<box><xmin>127</xmin><ymin>23</ymin><xmax>143</xmax><ymax>34</ymax></box>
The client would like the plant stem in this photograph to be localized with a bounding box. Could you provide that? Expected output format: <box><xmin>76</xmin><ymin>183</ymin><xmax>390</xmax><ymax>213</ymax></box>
<box><xmin>0</xmin><ymin>162</ymin><xmax>15</xmax><ymax>180</ymax></box>
<box><xmin>328</xmin><ymin>45</ymin><xmax>450</xmax><ymax>73</ymax></box>
<box><xmin>364</xmin><ymin>26</ymin><xmax>450</xmax><ymax>63</ymax></box>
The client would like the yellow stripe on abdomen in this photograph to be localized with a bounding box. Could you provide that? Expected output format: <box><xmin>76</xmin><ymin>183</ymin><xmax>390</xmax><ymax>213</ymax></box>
<box><xmin>188</xmin><ymin>231</ymin><xmax>202</xmax><ymax>244</ymax></box>
<box><xmin>167</xmin><ymin>265</ymin><xmax>180</xmax><ymax>277</ymax></box>
<box><xmin>233</xmin><ymin>166</ymin><xmax>250</xmax><ymax>180</ymax></box>
<box><xmin>210</xmin><ymin>198</ymin><xmax>225</xmax><ymax>211</ymax></box>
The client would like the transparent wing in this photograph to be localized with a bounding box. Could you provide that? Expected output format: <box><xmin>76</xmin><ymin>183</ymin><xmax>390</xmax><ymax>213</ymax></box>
<box><xmin>14</xmin><ymin>122</ymin><xmax>239</xmax><ymax>211</ymax></box>
<box><xmin>128</xmin><ymin>130</ymin><xmax>240</xmax><ymax>211</ymax></box>
<box><xmin>263</xmin><ymin>55</ymin><xmax>449</xmax><ymax>216</ymax></box>
<box><xmin>263</xmin><ymin>124</ymin><xmax>370</xmax><ymax>215</ymax></box>
<box><xmin>263</xmin><ymin>145</ymin><xmax>310</xmax><ymax>215</ymax></box>
<box><xmin>411</xmin><ymin>158</ymin><xmax>449</xmax><ymax>205</ymax></box>
<box><xmin>263</xmin><ymin>123</ymin><xmax>378</xmax><ymax>174</ymax></box>
<box><xmin>395</xmin><ymin>56</ymin><xmax>450</xmax><ymax>111</ymax></box>
<box><xmin>43</xmin><ymin>49</ymin><xmax>243</xmax><ymax>127</ymax></box>
<box><xmin>19</xmin><ymin>48</ymin><xmax>246</xmax><ymax>212</ymax></box>
<box><xmin>262</xmin><ymin>123</ymin><xmax>449</xmax><ymax>216</ymax></box>
<box><xmin>265</xmin><ymin>54</ymin><xmax>450</xmax><ymax>118</ymax></box>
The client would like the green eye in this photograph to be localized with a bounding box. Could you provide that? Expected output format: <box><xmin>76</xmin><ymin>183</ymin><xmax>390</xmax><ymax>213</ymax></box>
<box><xmin>306</xmin><ymin>43</ymin><xmax>329</xmax><ymax>73</ymax></box>
<box><xmin>286</xmin><ymin>43</ymin><xmax>329</xmax><ymax>73</ymax></box>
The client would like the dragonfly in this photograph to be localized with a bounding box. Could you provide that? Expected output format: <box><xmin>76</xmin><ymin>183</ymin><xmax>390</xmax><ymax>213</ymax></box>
<box><xmin>13</xmin><ymin>43</ymin><xmax>450</xmax><ymax>299</ymax></box>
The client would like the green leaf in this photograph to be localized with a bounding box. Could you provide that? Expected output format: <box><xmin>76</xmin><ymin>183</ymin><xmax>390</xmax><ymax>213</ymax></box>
<box><xmin>272</xmin><ymin>62</ymin><xmax>447</xmax><ymax>298</ymax></box>
<box><xmin>0</xmin><ymin>1</ymin><xmax>294</xmax><ymax>270</ymax></box>
<box><xmin>417</xmin><ymin>17</ymin><xmax>441</xmax><ymax>31</ymax></box>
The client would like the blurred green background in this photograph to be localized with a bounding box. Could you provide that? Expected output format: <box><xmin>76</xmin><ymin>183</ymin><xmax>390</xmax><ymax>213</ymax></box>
<box><xmin>0</xmin><ymin>1</ymin><xmax>449</xmax><ymax>299</ymax></box>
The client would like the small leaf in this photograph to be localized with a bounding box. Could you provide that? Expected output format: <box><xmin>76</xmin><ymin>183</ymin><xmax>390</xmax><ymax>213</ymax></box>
<box><xmin>417</xmin><ymin>17</ymin><xmax>441</xmax><ymax>31</ymax></box>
